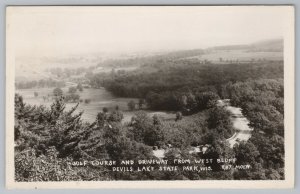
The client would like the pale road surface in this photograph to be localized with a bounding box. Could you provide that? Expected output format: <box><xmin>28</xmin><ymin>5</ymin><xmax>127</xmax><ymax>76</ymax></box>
<box><xmin>216</xmin><ymin>99</ymin><xmax>253</xmax><ymax>148</ymax></box>
<box><xmin>153</xmin><ymin>99</ymin><xmax>253</xmax><ymax>158</ymax></box>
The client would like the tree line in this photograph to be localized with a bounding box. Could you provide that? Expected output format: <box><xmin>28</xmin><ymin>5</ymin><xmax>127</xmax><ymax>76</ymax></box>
<box><xmin>16</xmin><ymin>78</ymin><xmax>65</xmax><ymax>89</ymax></box>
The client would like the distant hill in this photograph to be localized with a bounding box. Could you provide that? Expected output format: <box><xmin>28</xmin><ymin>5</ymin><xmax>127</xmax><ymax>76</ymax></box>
<box><xmin>249</xmin><ymin>39</ymin><xmax>283</xmax><ymax>52</ymax></box>
<box><xmin>210</xmin><ymin>39</ymin><xmax>283</xmax><ymax>52</ymax></box>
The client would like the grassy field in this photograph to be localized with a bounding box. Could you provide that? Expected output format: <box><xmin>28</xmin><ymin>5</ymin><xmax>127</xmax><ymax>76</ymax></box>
<box><xmin>16</xmin><ymin>87</ymin><xmax>175</xmax><ymax>123</ymax></box>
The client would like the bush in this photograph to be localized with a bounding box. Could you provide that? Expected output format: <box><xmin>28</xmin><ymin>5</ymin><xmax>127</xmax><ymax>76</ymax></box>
<box><xmin>102</xmin><ymin>107</ymin><xmax>108</xmax><ymax>113</ymax></box>
<box><xmin>77</xmin><ymin>83</ymin><xmax>83</xmax><ymax>92</ymax></box>
<box><xmin>65</xmin><ymin>93</ymin><xmax>80</xmax><ymax>103</ymax></box>
<box><xmin>175</xmin><ymin>112</ymin><xmax>183</xmax><ymax>121</ymax></box>
<box><xmin>15</xmin><ymin>147</ymin><xmax>109</xmax><ymax>181</ymax></box>
<box><xmin>68</xmin><ymin>87</ymin><xmax>77</xmax><ymax>94</ymax></box>
<box><xmin>127</xmin><ymin>100</ymin><xmax>136</xmax><ymax>111</ymax></box>
<box><xmin>15</xmin><ymin>147</ymin><xmax>75</xmax><ymax>181</ymax></box>
<box><xmin>84</xmin><ymin>99</ymin><xmax>91</xmax><ymax>104</ymax></box>
<box><xmin>53</xmin><ymin>87</ymin><xmax>63</xmax><ymax>97</ymax></box>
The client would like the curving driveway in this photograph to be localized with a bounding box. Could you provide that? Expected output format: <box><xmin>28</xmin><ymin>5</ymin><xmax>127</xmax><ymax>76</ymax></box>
<box><xmin>153</xmin><ymin>99</ymin><xmax>253</xmax><ymax>158</ymax></box>
<box><xmin>217</xmin><ymin>99</ymin><xmax>253</xmax><ymax>147</ymax></box>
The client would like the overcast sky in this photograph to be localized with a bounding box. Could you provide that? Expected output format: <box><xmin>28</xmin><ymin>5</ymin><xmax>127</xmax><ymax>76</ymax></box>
<box><xmin>8</xmin><ymin>6</ymin><xmax>289</xmax><ymax>57</ymax></box>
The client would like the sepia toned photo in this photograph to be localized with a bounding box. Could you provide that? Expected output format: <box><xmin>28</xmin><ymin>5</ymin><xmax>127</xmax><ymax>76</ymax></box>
<box><xmin>6</xmin><ymin>6</ymin><xmax>295</xmax><ymax>189</ymax></box>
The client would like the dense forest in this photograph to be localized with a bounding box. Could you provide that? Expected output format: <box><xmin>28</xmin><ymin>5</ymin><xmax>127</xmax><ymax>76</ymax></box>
<box><xmin>88</xmin><ymin>60</ymin><xmax>283</xmax><ymax>112</ymax></box>
<box><xmin>15</xmin><ymin>55</ymin><xmax>284</xmax><ymax>181</ymax></box>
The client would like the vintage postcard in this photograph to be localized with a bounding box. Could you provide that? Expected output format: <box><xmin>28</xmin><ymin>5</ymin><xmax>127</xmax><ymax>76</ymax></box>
<box><xmin>6</xmin><ymin>6</ymin><xmax>295</xmax><ymax>189</ymax></box>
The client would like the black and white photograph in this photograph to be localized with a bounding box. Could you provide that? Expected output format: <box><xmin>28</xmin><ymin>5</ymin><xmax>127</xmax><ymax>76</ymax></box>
<box><xmin>6</xmin><ymin>6</ymin><xmax>295</xmax><ymax>189</ymax></box>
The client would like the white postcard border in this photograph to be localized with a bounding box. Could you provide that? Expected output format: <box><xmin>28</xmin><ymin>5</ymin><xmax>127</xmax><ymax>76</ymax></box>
<box><xmin>5</xmin><ymin>5</ymin><xmax>295</xmax><ymax>189</ymax></box>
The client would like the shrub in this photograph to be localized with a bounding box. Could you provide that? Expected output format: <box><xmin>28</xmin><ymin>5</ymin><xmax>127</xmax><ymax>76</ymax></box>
<box><xmin>68</xmin><ymin>87</ymin><xmax>77</xmax><ymax>94</ymax></box>
<box><xmin>65</xmin><ymin>93</ymin><xmax>80</xmax><ymax>103</ymax></box>
<box><xmin>127</xmin><ymin>100</ymin><xmax>136</xmax><ymax>111</ymax></box>
<box><xmin>77</xmin><ymin>83</ymin><xmax>83</xmax><ymax>92</ymax></box>
<box><xmin>53</xmin><ymin>87</ymin><xmax>63</xmax><ymax>97</ymax></box>
<box><xmin>84</xmin><ymin>99</ymin><xmax>91</xmax><ymax>104</ymax></box>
